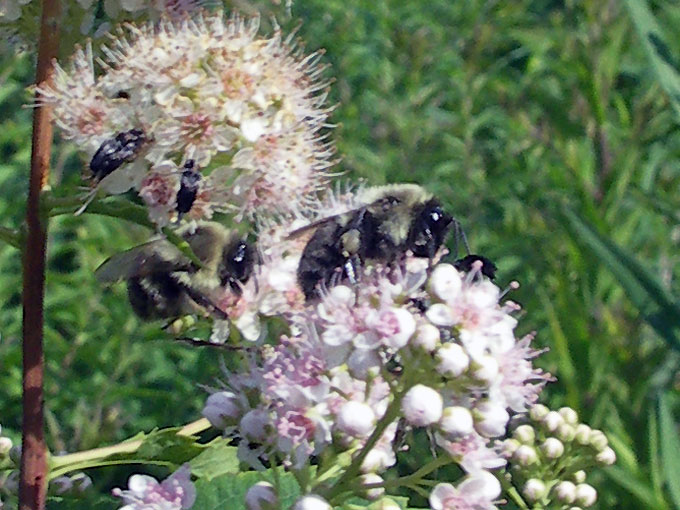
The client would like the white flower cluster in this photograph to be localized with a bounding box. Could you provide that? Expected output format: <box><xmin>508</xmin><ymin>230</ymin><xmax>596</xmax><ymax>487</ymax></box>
<box><xmin>204</xmin><ymin>259</ymin><xmax>550</xmax><ymax>509</ymax></box>
<box><xmin>500</xmin><ymin>405</ymin><xmax>616</xmax><ymax>509</ymax></box>
<box><xmin>40</xmin><ymin>12</ymin><xmax>334</xmax><ymax>225</ymax></box>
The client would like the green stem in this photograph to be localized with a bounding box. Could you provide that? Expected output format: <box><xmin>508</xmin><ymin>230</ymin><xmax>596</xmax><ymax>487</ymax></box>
<box><xmin>501</xmin><ymin>475</ymin><xmax>530</xmax><ymax>510</ymax></box>
<box><xmin>379</xmin><ymin>455</ymin><xmax>453</xmax><ymax>489</ymax></box>
<box><xmin>323</xmin><ymin>394</ymin><xmax>405</xmax><ymax>502</ymax></box>
<box><xmin>48</xmin><ymin>418</ymin><xmax>210</xmax><ymax>479</ymax></box>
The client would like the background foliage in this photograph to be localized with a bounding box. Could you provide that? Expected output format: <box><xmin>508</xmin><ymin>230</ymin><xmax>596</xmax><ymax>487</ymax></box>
<box><xmin>1</xmin><ymin>0</ymin><xmax>679</xmax><ymax>508</ymax></box>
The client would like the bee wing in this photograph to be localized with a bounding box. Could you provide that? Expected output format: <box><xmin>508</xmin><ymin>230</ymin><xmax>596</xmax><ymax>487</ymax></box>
<box><xmin>286</xmin><ymin>208</ymin><xmax>365</xmax><ymax>240</ymax></box>
<box><xmin>95</xmin><ymin>240</ymin><xmax>191</xmax><ymax>283</ymax></box>
<box><xmin>286</xmin><ymin>198</ymin><xmax>389</xmax><ymax>240</ymax></box>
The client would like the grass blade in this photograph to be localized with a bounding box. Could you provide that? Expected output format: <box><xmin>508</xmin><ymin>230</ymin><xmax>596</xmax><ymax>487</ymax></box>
<box><xmin>560</xmin><ymin>206</ymin><xmax>680</xmax><ymax>351</ymax></box>
<box><xmin>658</xmin><ymin>392</ymin><xmax>680</xmax><ymax>509</ymax></box>
<box><xmin>623</xmin><ymin>0</ymin><xmax>680</xmax><ymax>122</ymax></box>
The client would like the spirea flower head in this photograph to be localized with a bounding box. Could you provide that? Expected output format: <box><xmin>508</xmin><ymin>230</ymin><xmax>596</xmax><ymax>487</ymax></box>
<box><xmin>112</xmin><ymin>464</ymin><xmax>195</xmax><ymax>510</ymax></box>
<box><xmin>205</xmin><ymin>254</ymin><xmax>549</xmax><ymax>480</ymax></box>
<box><xmin>40</xmin><ymin>11</ymin><xmax>335</xmax><ymax>225</ymax></box>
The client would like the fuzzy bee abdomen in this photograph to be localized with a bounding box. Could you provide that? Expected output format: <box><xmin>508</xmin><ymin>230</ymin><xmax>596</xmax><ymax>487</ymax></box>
<box><xmin>127</xmin><ymin>273</ymin><xmax>187</xmax><ymax>319</ymax></box>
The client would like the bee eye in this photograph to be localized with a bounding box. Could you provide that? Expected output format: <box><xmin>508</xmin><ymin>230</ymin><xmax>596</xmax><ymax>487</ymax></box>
<box><xmin>429</xmin><ymin>207</ymin><xmax>443</xmax><ymax>222</ymax></box>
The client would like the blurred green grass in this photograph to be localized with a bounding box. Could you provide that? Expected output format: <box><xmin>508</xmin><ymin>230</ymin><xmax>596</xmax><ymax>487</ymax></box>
<box><xmin>1</xmin><ymin>0</ymin><xmax>680</xmax><ymax>508</ymax></box>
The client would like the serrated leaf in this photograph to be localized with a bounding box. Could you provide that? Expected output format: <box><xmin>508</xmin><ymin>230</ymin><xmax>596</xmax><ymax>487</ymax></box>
<box><xmin>561</xmin><ymin>207</ymin><xmax>680</xmax><ymax>351</ymax></box>
<box><xmin>623</xmin><ymin>0</ymin><xmax>680</xmax><ymax>122</ymax></box>
<box><xmin>657</xmin><ymin>392</ymin><xmax>680</xmax><ymax>509</ymax></box>
<box><xmin>190</xmin><ymin>439</ymin><xmax>239</xmax><ymax>481</ymax></box>
<box><xmin>193</xmin><ymin>469</ymin><xmax>300</xmax><ymax>510</ymax></box>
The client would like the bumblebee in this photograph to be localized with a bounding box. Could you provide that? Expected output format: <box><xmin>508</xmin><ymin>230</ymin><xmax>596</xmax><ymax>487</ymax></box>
<box><xmin>96</xmin><ymin>222</ymin><xmax>255</xmax><ymax>320</ymax></box>
<box><xmin>290</xmin><ymin>184</ymin><xmax>455</xmax><ymax>299</ymax></box>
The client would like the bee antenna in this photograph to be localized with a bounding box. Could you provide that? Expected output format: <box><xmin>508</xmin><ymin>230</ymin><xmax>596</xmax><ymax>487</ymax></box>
<box><xmin>451</xmin><ymin>219</ymin><xmax>470</xmax><ymax>257</ymax></box>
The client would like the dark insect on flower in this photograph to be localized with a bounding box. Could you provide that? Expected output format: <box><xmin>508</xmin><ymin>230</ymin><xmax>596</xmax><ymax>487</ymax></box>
<box><xmin>96</xmin><ymin>222</ymin><xmax>256</xmax><ymax>320</ymax></box>
<box><xmin>89</xmin><ymin>128</ymin><xmax>147</xmax><ymax>183</ymax></box>
<box><xmin>453</xmin><ymin>254</ymin><xmax>497</xmax><ymax>280</ymax></box>
<box><xmin>176</xmin><ymin>160</ymin><xmax>202</xmax><ymax>219</ymax></box>
<box><xmin>289</xmin><ymin>184</ymin><xmax>455</xmax><ymax>300</ymax></box>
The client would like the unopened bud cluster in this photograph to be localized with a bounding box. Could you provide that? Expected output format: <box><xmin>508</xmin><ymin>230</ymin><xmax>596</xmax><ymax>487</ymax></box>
<box><xmin>500</xmin><ymin>405</ymin><xmax>616</xmax><ymax>508</ymax></box>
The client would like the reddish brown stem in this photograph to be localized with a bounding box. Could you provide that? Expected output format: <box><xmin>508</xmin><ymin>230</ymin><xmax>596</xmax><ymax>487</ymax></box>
<box><xmin>20</xmin><ymin>1</ymin><xmax>60</xmax><ymax>509</ymax></box>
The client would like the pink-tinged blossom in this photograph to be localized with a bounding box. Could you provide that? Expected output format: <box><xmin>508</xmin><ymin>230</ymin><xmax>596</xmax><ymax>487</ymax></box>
<box><xmin>436</xmin><ymin>432</ymin><xmax>506</xmax><ymax>474</ymax></box>
<box><xmin>489</xmin><ymin>334</ymin><xmax>552</xmax><ymax>412</ymax></box>
<box><xmin>429</xmin><ymin>471</ymin><xmax>501</xmax><ymax>510</ymax></box>
<box><xmin>112</xmin><ymin>464</ymin><xmax>195</xmax><ymax>510</ymax></box>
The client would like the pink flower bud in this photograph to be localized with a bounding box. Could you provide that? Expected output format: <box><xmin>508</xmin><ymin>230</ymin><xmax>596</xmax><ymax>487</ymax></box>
<box><xmin>514</xmin><ymin>445</ymin><xmax>538</xmax><ymax>466</ymax></box>
<box><xmin>203</xmin><ymin>391</ymin><xmax>241</xmax><ymax>429</ymax></box>
<box><xmin>241</xmin><ymin>409</ymin><xmax>270</xmax><ymax>442</ymax></box>
<box><xmin>402</xmin><ymin>385</ymin><xmax>443</xmax><ymax>427</ymax></box>
<box><xmin>500</xmin><ymin>438</ymin><xmax>520</xmax><ymax>457</ymax></box>
<box><xmin>522</xmin><ymin>479</ymin><xmax>546</xmax><ymax>502</ymax></box>
<box><xmin>572</xmin><ymin>470</ymin><xmax>586</xmax><ymax>483</ymax></box>
<box><xmin>574</xmin><ymin>484</ymin><xmax>597</xmax><ymax>507</ymax></box>
<box><xmin>292</xmin><ymin>495</ymin><xmax>331</xmax><ymax>510</ymax></box>
<box><xmin>556</xmin><ymin>423</ymin><xmax>576</xmax><ymax>442</ymax></box>
<box><xmin>596</xmin><ymin>447</ymin><xmax>617</xmax><ymax>465</ymax></box>
<box><xmin>588</xmin><ymin>430</ymin><xmax>608</xmax><ymax>451</ymax></box>
<box><xmin>529</xmin><ymin>404</ymin><xmax>549</xmax><ymax>421</ymax></box>
<box><xmin>542</xmin><ymin>411</ymin><xmax>564</xmax><ymax>432</ymax></box>
<box><xmin>435</xmin><ymin>343</ymin><xmax>469</xmax><ymax>377</ymax></box>
<box><xmin>574</xmin><ymin>424</ymin><xmax>592</xmax><ymax>445</ymax></box>
<box><xmin>474</xmin><ymin>402</ymin><xmax>509</xmax><ymax>438</ymax></box>
<box><xmin>246</xmin><ymin>482</ymin><xmax>278</xmax><ymax>510</ymax></box>
<box><xmin>541</xmin><ymin>437</ymin><xmax>565</xmax><ymax>459</ymax></box>
<box><xmin>439</xmin><ymin>406</ymin><xmax>474</xmax><ymax>437</ymax></box>
<box><xmin>429</xmin><ymin>264</ymin><xmax>462</xmax><ymax>300</ymax></box>
<box><xmin>337</xmin><ymin>401</ymin><xmax>376</xmax><ymax>438</ymax></box>
<box><xmin>559</xmin><ymin>407</ymin><xmax>579</xmax><ymax>424</ymax></box>
<box><xmin>513</xmin><ymin>424</ymin><xmax>535</xmax><ymax>444</ymax></box>
<box><xmin>553</xmin><ymin>481</ymin><xmax>576</xmax><ymax>503</ymax></box>
<box><xmin>413</xmin><ymin>323</ymin><xmax>440</xmax><ymax>352</ymax></box>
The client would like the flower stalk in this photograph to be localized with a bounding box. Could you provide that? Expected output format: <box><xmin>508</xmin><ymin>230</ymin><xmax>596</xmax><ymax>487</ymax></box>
<box><xmin>20</xmin><ymin>0</ymin><xmax>61</xmax><ymax>508</ymax></box>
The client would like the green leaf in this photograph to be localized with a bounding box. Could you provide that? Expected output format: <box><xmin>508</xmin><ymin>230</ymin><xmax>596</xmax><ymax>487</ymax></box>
<box><xmin>560</xmin><ymin>207</ymin><xmax>680</xmax><ymax>351</ymax></box>
<box><xmin>190</xmin><ymin>439</ymin><xmax>239</xmax><ymax>481</ymax></box>
<box><xmin>193</xmin><ymin>469</ymin><xmax>300</xmax><ymax>510</ymax></box>
<box><xmin>623</xmin><ymin>0</ymin><xmax>680</xmax><ymax>122</ymax></box>
<box><xmin>134</xmin><ymin>427</ymin><xmax>205</xmax><ymax>465</ymax></box>
<box><xmin>657</xmin><ymin>392</ymin><xmax>680</xmax><ymax>509</ymax></box>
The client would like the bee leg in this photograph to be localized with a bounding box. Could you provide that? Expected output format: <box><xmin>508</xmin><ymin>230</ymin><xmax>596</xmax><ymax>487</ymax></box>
<box><xmin>74</xmin><ymin>188</ymin><xmax>98</xmax><ymax>216</ymax></box>
<box><xmin>177</xmin><ymin>282</ymin><xmax>230</xmax><ymax>321</ymax></box>
<box><xmin>452</xmin><ymin>219</ymin><xmax>470</xmax><ymax>257</ymax></box>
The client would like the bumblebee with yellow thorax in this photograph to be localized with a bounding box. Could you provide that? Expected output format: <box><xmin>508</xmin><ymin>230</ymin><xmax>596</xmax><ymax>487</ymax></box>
<box><xmin>291</xmin><ymin>184</ymin><xmax>455</xmax><ymax>300</ymax></box>
<box><xmin>96</xmin><ymin>222</ymin><xmax>255</xmax><ymax>320</ymax></box>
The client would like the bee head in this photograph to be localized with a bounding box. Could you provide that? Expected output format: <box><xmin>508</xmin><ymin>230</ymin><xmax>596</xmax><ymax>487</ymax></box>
<box><xmin>408</xmin><ymin>199</ymin><xmax>453</xmax><ymax>258</ymax></box>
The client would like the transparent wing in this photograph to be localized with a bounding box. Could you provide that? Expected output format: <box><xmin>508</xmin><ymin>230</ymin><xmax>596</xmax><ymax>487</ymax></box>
<box><xmin>95</xmin><ymin>240</ymin><xmax>190</xmax><ymax>283</ymax></box>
